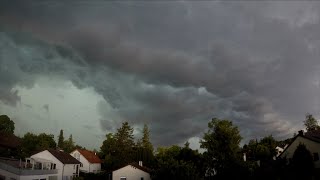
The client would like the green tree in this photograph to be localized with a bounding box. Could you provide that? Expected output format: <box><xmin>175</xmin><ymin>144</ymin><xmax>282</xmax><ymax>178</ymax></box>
<box><xmin>100</xmin><ymin>133</ymin><xmax>117</xmax><ymax>169</ymax></box>
<box><xmin>152</xmin><ymin>145</ymin><xmax>203</xmax><ymax>180</ymax></box>
<box><xmin>0</xmin><ymin>115</ymin><xmax>15</xmax><ymax>134</ymax></box>
<box><xmin>63</xmin><ymin>134</ymin><xmax>75</xmax><ymax>153</ymax></box>
<box><xmin>141</xmin><ymin>124</ymin><xmax>153</xmax><ymax>152</ymax></box>
<box><xmin>304</xmin><ymin>114</ymin><xmax>319</xmax><ymax>132</ymax></box>
<box><xmin>20</xmin><ymin>132</ymin><xmax>56</xmax><ymax>158</ymax></box>
<box><xmin>114</xmin><ymin>122</ymin><xmax>135</xmax><ymax>166</ymax></box>
<box><xmin>258</xmin><ymin>135</ymin><xmax>277</xmax><ymax>160</ymax></box>
<box><xmin>57</xmin><ymin>129</ymin><xmax>64</xmax><ymax>149</ymax></box>
<box><xmin>134</xmin><ymin>124</ymin><xmax>155</xmax><ymax>167</ymax></box>
<box><xmin>100</xmin><ymin>122</ymin><xmax>135</xmax><ymax>169</ymax></box>
<box><xmin>37</xmin><ymin>133</ymin><xmax>57</xmax><ymax>149</ymax></box>
<box><xmin>200</xmin><ymin>118</ymin><xmax>242</xmax><ymax>176</ymax></box>
<box><xmin>291</xmin><ymin>144</ymin><xmax>314</xmax><ymax>179</ymax></box>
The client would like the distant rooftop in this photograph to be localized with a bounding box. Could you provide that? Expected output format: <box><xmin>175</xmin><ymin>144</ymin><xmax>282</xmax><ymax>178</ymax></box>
<box><xmin>76</xmin><ymin>149</ymin><xmax>102</xmax><ymax>164</ymax></box>
<box><xmin>0</xmin><ymin>132</ymin><xmax>21</xmax><ymax>148</ymax></box>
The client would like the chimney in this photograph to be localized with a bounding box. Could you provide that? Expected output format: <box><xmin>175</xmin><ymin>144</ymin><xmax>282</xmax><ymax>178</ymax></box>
<box><xmin>138</xmin><ymin>161</ymin><xmax>143</xmax><ymax>167</ymax></box>
<box><xmin>298</xmin><ymin>130</ymin><xmax>304</xmax><ymax>136</ymax></box>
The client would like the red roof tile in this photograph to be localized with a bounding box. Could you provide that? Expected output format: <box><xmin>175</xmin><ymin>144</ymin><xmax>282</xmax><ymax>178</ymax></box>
<box><xmin>0</xmin><ymin>132</ymin><xmax>21</xmax><ymax>148</ymax></box>
<box><xmin>76</xmin><ymin>149</ymin><xmax>102</xmax><ymax>163</ymax></box>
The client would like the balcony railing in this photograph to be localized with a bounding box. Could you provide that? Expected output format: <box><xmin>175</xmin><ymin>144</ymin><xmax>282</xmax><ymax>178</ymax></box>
<box><xmin>0</xmin><ymin>161</ymin><xmax>58</xmax><ymax>175</ymax></box>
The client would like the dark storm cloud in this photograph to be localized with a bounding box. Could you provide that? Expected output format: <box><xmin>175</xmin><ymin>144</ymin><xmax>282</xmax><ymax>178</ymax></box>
<box><xmin>1</xmin><ymin>1</ymin><xmax>320</xmax><ymax>146</ymax></box>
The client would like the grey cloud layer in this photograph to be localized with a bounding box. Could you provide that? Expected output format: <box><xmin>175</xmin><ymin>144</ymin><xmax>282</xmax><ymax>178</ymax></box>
<box><xmin>1</xmin><ymin>1</ymin><xmax>320</xmax><ymax>146</ymax></box>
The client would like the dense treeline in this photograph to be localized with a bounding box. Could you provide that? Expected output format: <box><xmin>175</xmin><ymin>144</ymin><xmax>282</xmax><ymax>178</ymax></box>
<box><xmin>1</xmin><ymin>114</ymin><xmax>319</xmax><ymax>179</ymax></box>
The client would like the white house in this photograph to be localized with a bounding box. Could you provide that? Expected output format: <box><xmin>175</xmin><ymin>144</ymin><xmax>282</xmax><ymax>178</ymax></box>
<box><xmin>0</xmin><ymin>156</ymin><xmax>58</xmax><ymax>180</ymax></box>
<box><xmin>70</xmin><ymin>149</ymin><xmax>102</xmax><ymax>174</ymax></box>
<box><xmin>279</xmin><ymin>130</ymin><xmax>320</xmax><ymax>168</ymax></box>
<box><xmin>31</xmin><ymin>149</ymin><xmax>81</xmax><ymax>180</ymax></box>
<box><xmin>111</xmin><ymin>162</ymin><xmax>151</xmax><ymax>180</ymax></box>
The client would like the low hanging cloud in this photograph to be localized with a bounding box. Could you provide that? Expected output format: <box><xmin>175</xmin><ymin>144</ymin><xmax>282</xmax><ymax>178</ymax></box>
<box><xmin>1</xmin><ymin>1</ymin><xmax>320</xmax><ymax>147</ymax></box>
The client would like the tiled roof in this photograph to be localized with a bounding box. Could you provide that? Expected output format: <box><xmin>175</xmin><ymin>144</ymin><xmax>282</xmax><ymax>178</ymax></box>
<box><xmin>113</xmin><ymin>162</ymin><xmax>151</xmax><ymax>173</ymax></box>
<box><xmin>129</xmin><ymin>162</ymin><xmax>151</xmax><ymax>173</ymax></box>
<box><xmin>305</xmin><ymin>130</ymin><xmax>320</xmax><ymax>141</ymax></box>
<box><xmin>76</xmin><ymin>149</ymin><xmax>102</xmax><ymax>163</ymax></box>
<box><xmin>0</xmin><ymin>132</ymin><xmax>21</xmax><ymax>148</ymax></box>
<box><xmin>47</xmin><ymin>149</ymin><xmax>81</xmax><ymax>164</ymax></box>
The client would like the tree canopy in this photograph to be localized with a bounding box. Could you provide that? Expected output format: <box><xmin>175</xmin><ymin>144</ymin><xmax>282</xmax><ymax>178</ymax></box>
<box><xmin>304</xmin><ymin>114</ymin><xmax>320</xmax><ymax>132</ymax></box>
<box><xmin>100</xmin><ymin>122</ymin><xmax>135</xmax><ymax>169</ymax></box>
<box><xmin>0</xmin><ymin>115</ymin><xmax>15</xmax><ymax>134</ymax></box>
<box><xmin>20</xmin><ymin>132</ymin><xmax>56</xmax><ymax>158</ymax></box>
<box><xmin>152</xmin><ymin>145</ymin><xmax>203</xmax><ymax>180</ymax></box>
<box><xmin>135</xmin><ymin>124</ymin><xmax>155</xmax><ymax>167</ymax></box>
<box><xmin>57</xmin><ymin>129</ymin><xmax>64</xmax><ymax>149</ymax></box>
<box><xmin>200</xmin><ymin>118</ymin><xmax>242</xmax><ymax>176</ymax></box>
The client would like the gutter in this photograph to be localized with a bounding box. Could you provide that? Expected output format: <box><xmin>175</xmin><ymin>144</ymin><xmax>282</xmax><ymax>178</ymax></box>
<box><xmin>62</xmin><ymin>164</ymin><xmax>65</xmax><ymax>180</ymax></box>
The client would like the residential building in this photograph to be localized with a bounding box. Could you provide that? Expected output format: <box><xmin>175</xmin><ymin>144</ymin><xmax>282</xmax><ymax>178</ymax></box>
<box><xmin>31</xmin><ymin>149</ymin><xmax>80</xmax><ymax>180</ymax></box>
<box><xmin>110</xmin><ymin>161</ymin><xmax>151</xmax><ymax>180</ymax></box>
<box><xmin>0</xmin><ymin>156</ymin><xmax>58</xmax><ymax>180</ymax></box>
<box><xmin>279</xmin><ymin>130</ymin><xmax>320</xmax><ymax>168</ymax></box>
<box><xmin>70</xmin><ymin>149</ymin><xmax>102</xmax><ymax>174</ymax></box>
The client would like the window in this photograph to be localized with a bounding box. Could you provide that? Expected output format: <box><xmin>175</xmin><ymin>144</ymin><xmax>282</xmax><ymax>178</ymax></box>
<box><xmin>53</xmin><ymin>164</ymin><xmax>56</xmax><ymax>169</ymax></box>
<box><xmin>120</xmin><ymin>177</ymin><xmax>126</xmax><ymax>180</ymax></box>
<box><xmin>314</xmin><ymin>153</ymin><xmax>319</xmax><ymax>161</ymax></box>
<box><xmin>141</xmin><ymin>178</ymin><xmax>144</xmax><ymax>180</ymax></box>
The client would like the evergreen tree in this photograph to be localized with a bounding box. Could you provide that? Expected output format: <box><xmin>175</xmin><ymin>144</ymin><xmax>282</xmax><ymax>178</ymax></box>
<box><xmin>100</xmin><ymin>122</ymin><xmax>135</xmax><ymax>169</ymax></box>
<box><xmin>134</xmin><ymin>124</ymin><xmax>155</xmax><ymax>167</ymax></box>
<box><xmin>58</xmin><ymin>129</ymin><xmax>64</xmax><ymax>149</ymax></box>
<box><xmin>63</xmin><ymin>134</ymin><xmax>75</xmax><ymax>153</ymax></box>
<box><xmin>141</xmin><ymin>124</ymin><xmax>153</xmax><ymax>152</ymax></box>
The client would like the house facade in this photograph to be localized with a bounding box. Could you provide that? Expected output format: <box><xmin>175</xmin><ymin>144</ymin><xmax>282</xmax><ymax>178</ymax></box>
<box><xmin>279</xmin><ymin>131</ymin><xmax>320</xmax><ymax>168</ymax></box>
<box><xmin>112</xmin><ymin>162</ymin><xmax>151</xmax><ymax>180</ymax></box>
<box><xmin>70</xmin><ymin>149</ymin><xmax>102</xmax><ymax>174</ymax></box>
<box><xmin>31</xmin><ymin>149</ymin><xmax>80</xmax><ymax>180</ymax></box>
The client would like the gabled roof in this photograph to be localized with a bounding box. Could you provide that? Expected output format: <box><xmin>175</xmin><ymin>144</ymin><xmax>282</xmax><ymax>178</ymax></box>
<box><xmin>76</xmin><ymin>149</ymin><xmax>102</xmax><ymax>164</ymax></box>
<box><xmin>129</xmin><ymin>162</ymin><xmax>151</xmax><ymax>173</ymax></box>
<box><xmin>305</xmin><ymin>130</ymin><xmax>320</xmax><ymax>142</ymax></box>
<box><xmin>0</xmin><ymin>132</ymin><xmax>21</xmax><ymax>148</ymax></box>
<box><xmin>47</xmin><ymin>149</ymin><xmax>81</xmax><ymax>164</ymax></box>
<box><xmin>113</xmin><ymin>162</ymin><xmax>151</xmax><ymax>173</ymax></box>
<box><xmin>278</xmin><ymin>132</ymin><xmax>320</xmax><ymax>158</ymax></box>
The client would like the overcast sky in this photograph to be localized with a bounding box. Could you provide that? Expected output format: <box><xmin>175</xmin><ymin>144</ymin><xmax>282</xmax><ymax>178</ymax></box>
<box><xmin>1</xmin><ymin>1</ymin><xmax>320</xmax><ymax>150</ymax></box>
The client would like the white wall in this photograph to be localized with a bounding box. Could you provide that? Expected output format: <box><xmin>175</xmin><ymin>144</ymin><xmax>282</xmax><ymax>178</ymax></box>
<box><xmin>0</xmin><ymin>168</ymin><xmax>57</xmax><ymax>180</ymax></box>
<box><xmin>63</xmin><ymin>164</ymin><xmax>78</xmax><ymax>179</ymax></box>
<box><xmin>89</xmin><ymin>163</ymin><xmax>101</xmax><ymax>173</ymax></box>
<box><xmin>32</xmin><ymin>150</ymin><xmax>79</xmax><ymax>180</ymax></box>
<box><xmin>113</xmin><ymin>165</ymin><xmax>151</xmax><ymax>180</ymax></box>
<box><xmin>280</xmin><ymin>136</ymin><xmax>320</xmax><ymax>168</ymax></box>
<box><xmin>70</xmin><ymin>150</ymin><xmax>101</xmax><ymax>173</ymax></box>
